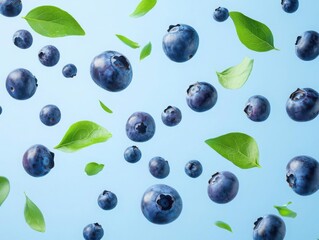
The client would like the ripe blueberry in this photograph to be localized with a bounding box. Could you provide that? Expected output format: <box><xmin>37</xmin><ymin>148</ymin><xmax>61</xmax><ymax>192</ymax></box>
<box><xmin>124</xmin><ymin>146</ymin><xmax>142</xmax><ymax>163</ymax></box>
<box><xmin>5</xmin><ymin>68</ymin><xmax>38</xmax><ymax>100</ymax></box>
<box><xmin>185</xmin><ymin>160</ymin><xmax>203</xmax><ymax>178</ymax></box>
<box><xmin>126</xmin><ymin>112</ymin><xmax>155</xmax><ymax>142</ymax></box>
<box><xmin>83</xmin><ymin>223</ymin><xmax>104</xmax><ymax>240</ymax></box>
<box><xmin>149</xmin><ymin>156</ymin><xmax>170</xmax><ymax>179</ymax></box>
<box><xmin>13</xmin><ymin>29</ymin><xmax>33</xmax><ymax>49</ymax></box>
<box><xmin>207</xmin><ymin>171</ymin><xmax>239</xmax><ymax>204</ymax></box>
<box><xmin>295</xmin><ymin>31</ymin><xmax>319</xmax><ymax>61</ymax></box>
<box><xmin>286</xmin><ymin>88</ymin><xmax>319</xmax><ymax>121</ymax></box>
<box><xmin>141</xmin><ymin>184</ymin><xmax>182</xmax><ymax>224</ymax></box>
<box><xmin>186</xmin><ymin>82</ymin><xmax>218</xmax><ymax>112</ymax></box>
<box><xmin>38</xmin><ymin>45</ymin><xmax>60</xmax><ymax>67</ymax></box>
<box><xmin>281</xmin><ymin>0</ymin><xmax>299</xmax><ymax>13</ymax></box>
<box><xmin>22</xmin><ymin>144</ymin><xmax>55</xmax><ymax>177</ymax></box>
<box><xmin>244</xmin><ymin>95</ymin><xmax>271</xmax><ymax>122</ymax></box>
<box><xmin>161</xmin><ymin>106</ymin><xmax>182</xmax><ymax>127</ymax></box>
<box><xmin>286</xmin><ymin>155</ymin><xmax>319</xmax><ymax>196</ymax></box>
<box><xmin>90</xmin><ymin>51</ymin><xmax>132</xmax><ymax>92</ymax></box>
<box><xmin>0</xmin><ymin>0</ymin><xmax>22</xmax><ymax>17</ymax></box>
<box><xmin>253</xmin><ymin>214</ymin><xmax>286</xmax><ymax>240</ymax></box>
<box><xmin>162</xmin><ymin>24</ymin><xmax>199</xmax><ymax>63</ymax></box>
<box><xmin>62</xmin><ymin>63</ymin><xmax>77</xmax><ymax>78</ymax></box>
<box><xmin>97</xmin><ymin>190</ymin><xmax>118</xmax><ymax>210</ymax></box>
<box><xmin>39</xmin><ymin>104</ymin><xmax>61</xmax><ymax>126</ymax></box>
<box><xmin>213</xmin><ymin>7</ymin><xmax>229</xmax><ymax>22</ymax></box>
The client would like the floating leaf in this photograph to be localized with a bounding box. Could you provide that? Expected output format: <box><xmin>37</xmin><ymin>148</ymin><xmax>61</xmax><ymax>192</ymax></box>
<box><xmin>215</xmin><ymin>221</ymin><xmax>232</xmax><ymax>232</ymax></box>
<box><xmin>99</xmin><ymin>100</ymin><xmax>113</xmax><ymax>114</ymax></box>
<box><xmin>54</xmin><ymin>120</ymin><xmax>112</xmax><ymax>153</ymax></box>
<box><xmin>217</xmin><ymin>57</ymin><xmax>254</xmax><ymax>89</ymax></box>
<box><xmin>85</xmin><ymin>162</ymin><xmax>105</xmax><ymax>176</ymax></box>
<box><xmin>274</xmin><ymin>202</ymin><xmax>297</xmax><ymax>218</ymax></box>
<box><xmin>229</xmin><ymin>11</ymin><xmax>277</xmax><ymax>52</ymax></box>
<box><xmin>130</xmin><ymin>0</ymin><xmax>157</xmax><ymax>18</ymax></box>
<box><xmin>205</xmin><ymin>132</ymin><xmax>260</xmax><ymax>169</ymax></box>
<box><xmin>140</xmin><ymin>42</ymin><xmax>152</xmax><ymax>60</ymax></box>
<box><xmin>116</xmin><ymin>34</ymin><xmax>140</xmax><ymax>49</ymax></box>
<box><xmin>0</xmin><ymin>177</ymin><xmax>10</xmax><ymax>206</ymax></box>
<box><xmin>24</xmin><ymin>194</ymin><xmax>46</xmax><ymax>232</ymax></box>
<box><xmin>23</xmin><ymin>5</ymin><xmax>85</xmax><ymax>37</ymax></box>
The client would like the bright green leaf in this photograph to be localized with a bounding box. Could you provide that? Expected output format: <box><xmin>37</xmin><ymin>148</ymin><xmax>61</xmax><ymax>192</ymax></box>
<box><xmin>23</xmin><ymin>5</ymin><xmax>85</xmax><ymax>37</ymax></box>
<box><xmin>24</xmin><ymin>193</ymin><xmax>46</xmax><ymax>232</ymax></box>
<box><xmin>274</xmin><ymin>202</ymin><xmax>297</xmax><ymax>218</ymax></box>
<box><xmin>215</xmin><ymin>221</ymin><xmax>232</xmax><ymax>232</ymax></box>
<box><xmin>217</xmin><ymin>57</ymin><xmax>254</xmax><ymax>89</ymax></box>
<box><xmin>85</xmin><ymin>162</ymin><xmax>104</xmax><ymax>176</ymax></box>
<box><xmin>116</xmin><ymin>34</ymin><xmax>140</xmax><ymax>49</ymax></box>
<box><xmin>140</xmin><ymin>42</ymin><xmax>152</xmax><ymax>60</ymax></box>
<box><xmin>54</xmin><ymin>120</ymin><xmax>112</xmax><ymax>153</ymax></box>
<box><xmin>99</xmin><ymin>100</ymin><xmax>113</xmax><ymax>114</ymax></box>
<box><xmin>130</xmin><ymin>0</ymin><xmax>157</xmax><ymax>18</ymax></box>
<box><xmin>205</xmin><ymin>132</ymin><xmax>261</xmax><ymax>169</ymax></box>
<box><xmin>229</xmin><ymin>11</ymin><xmax>277</xmax><ymax>52</ymax></box>
<box><xmin>0</xmin><ymin>177</ymin><xmax>10</xmax><ymax>206</ymax></box>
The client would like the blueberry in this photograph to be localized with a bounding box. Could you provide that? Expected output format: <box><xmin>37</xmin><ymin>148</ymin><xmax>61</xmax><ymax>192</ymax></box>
<box><xmin>141</xmin><ymin>184</ymin><xmax>182</xmax><ymax>224</ymax></box>
<box><xmin>97</xmin><ymin>190</ymin><xmax>118</xmax><ymax>210</ymax></box>
<box><xmin>161</xmin><ymin>106</ymin><xmax>182</xmax><ymax>126</ymax></box>
<box><xmin>162</xmin><ymin>24</ymin><xmax>199</xmax><ymax>63</ymax></box>
<box><xmin>126</xmin><ymin>112</ymin><xmax>155</xmax><ymax>142</ymax></box>
<box><xmin>5</xmin><ymin>68</ymin><xmax>38</xmax><ymax>100</ymax></box>
<box><xmin>207</xmin><ymin>171</ymin><xmax>239</xmax><ymax>204</ymax></box>
<box><xmin>295</xmin><ymin>31</ymin><xmax>319</xmax><ymax>61</ymax></box>
<box><xmin>62</xmin><ymin>63</ymin><xmax>77</xmax><ymax>78</ymax></box>
<box><xmin>22</xmin><ymin>144</ymin><xmax>55</xmax><ymax>177</ymax></box>
<box><xmin>13</xmin><ymin>29</ymin><xmax>33</xmax><ymax>49</ymax></box>
<box><xmin>38</xmin><ymin>45</ymin><xmax>60</xmax><ymax>67</ymax></box>
<box><xmin>149</xmin><ymin>156</ymin><xmax>170</xmax><ymax>179</ymax></box>
<box><xmin>39</xmin><ymin>104</ymin><xmax>61</xmax><ymax>126</ymax></box>
<box><xmin>286</xmin><ymin>155</ymin><xmax>319</xmax><ymax>196</ymax></box>
<box><xmin>185</xmin><ymin>160</ymin><xmax>203</xmax><ymax>178</ymax></box>
<box><xmin>213</xmin><ymin>7</ymin><xmax>229</xmax><ymax>22</ymax></box>
<box><xmin>0</xmin><ymin>106</ymin><xmax>2</xmax><ymax>115</ymax></box>
<box><xmin>186</xmin><ymin>82</ymin><xmax>218</xmax><ymax>112</ymax></box>
<box><xmin>281</xmin><ymin>0</ymin><xmax>299</xmax><ymax>13</ymax></box>
<box><xmin>286</xmin><ymin>88</ymin><xmax>319</xmax><ymax>121</ymax></box>
<box><xmin>90</xmin><ymin>51</ymin><xmax>132</xmax><ymax>92</ymax></box>
<box><xmin>124</xmin><ymin>146</ymin><xmax>142</xmax><ymax>163</ymax></box>
<box><xmin>244</xmin><ymin>95</ymin><xmax>271</xmax><ymax>122</ymax></box>
<box><xmin>83</xmin><ymin>223</ymin><xmax>104</xmax><ymax>240</ymax></box>
<box><xmin>253</xmin><ymin>214</ymin><xmax>286</xmax><ymax>240</ymax></box>
<box><xmin>0</xmin><ymin>0</ymin><xmax>22</xmax><ymax>17</ymax></box>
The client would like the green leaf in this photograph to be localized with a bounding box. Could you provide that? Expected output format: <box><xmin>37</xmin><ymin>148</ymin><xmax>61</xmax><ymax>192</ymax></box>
<box><xmin>215</xmin><ymin>221</ymin><xmax>232</xmax><ymax>232</ymax></box>
<box><xmin>99</xmin><ymin>100</ymin><xmax>113</xmax><ymax>114</ymax></box>
<box><xmin>24</xmin><ymin>193</ymin><xmax>46</xmax><ymax>232</ymax></box>
<box><xmin>54</xmin><ymin>120</ymin><xmax>112</xmax><ymax>153</ymax></box>
<box><xmin>116</xmin><ymin>34</ymin><xmax>140</xmax><ymax>49</ymax></box>
<box><xmin>217</xmin><ymin>57</ymin><xmax>254</xmax><ymax>89</ymax></box>
<box><xmin>274</xmin><ymin>202</ymin><xmax>297</xmax><ymax>218</ymax></box>
<box><xmin>0</xmin><ymin>176</ymin><xmax>10</xmax><ymax>206</ymax></box>
<box><xmin>85</xmin><ymin>162</ymin><xmax>105</xmax><ymax>176</ymax></box>
<box><xmin>140</xmin><ymin>42</ymin><xmax>152</xmax><ymax>60</ymax></box>
<box><xmin>130</xmin><ymin>0</ymin><xmax>157</xmax><ymax>18</ymax></box>
<box><xmin>229</xmin><ymin>11</ymin><xmax>277</xmax><ymax>52</ymax></box>
<box><xmin>205</xmin><ymin>132</ymin><xmax>260</xmax><ymax>169</ymax></box>
<box><xmin>23</xmin><ymin>5</ymin><xmax>85</xmax><ymax>38</ymax></box>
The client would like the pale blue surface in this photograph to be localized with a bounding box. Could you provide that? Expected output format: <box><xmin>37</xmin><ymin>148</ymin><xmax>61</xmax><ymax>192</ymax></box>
<box><xmin>0</xmin><ymin>0</ymin><xmax>319</xmax><ymax>239</ymax></box>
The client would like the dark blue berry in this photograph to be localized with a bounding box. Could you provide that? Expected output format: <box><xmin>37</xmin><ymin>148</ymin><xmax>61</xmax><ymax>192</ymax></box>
<box><xmin>97</xmin><ymin>190</ymin><xmax>118</xmax><ymax>210</ymax></box>
<box><xmin>149</xmin><ymin>156</ymin><xmax>170</xmax><ymax>179</ymax></box>
<box><xmin>13</xmin><ymin>29</ymin><xmax>33</xmax><ymax>49</ymax></box>
<box><xmin>124</xmin><ymin>146</ymin><xmax>142</xmax><ymax>163</ymax></box>
<box><xmin>83</xmin><ymin>223</ymin><xmax>104</xmax><ymax>240</ymax></box>
<box><xmin>295</xmin><ymin>31</ymin><xmax>319</xmax><ymax>61</ymax></box>
<box><xmin>126</xmin><ymin>112</ymin><xmax>155</xmax><ymax>142</ymax></box>
<box><xmin>62</xmin><ymin>63</ymin><xmax>77</xmax><ymax>78</ymax></box>
<box><xmin>0</xmin><ymin>0</ymin><xmax>22</xmax><ymax>17</ymax></box>
<box><xmin>281</xmin><ymin>0</ymin><xmax>299</xmax><ymax>13</ymax></box>
<box><xmin>185</xmin><ymin>160</ymin><xmax>203</xmax><ymax>178</ymax></box>
<box><xmin>253</xmin><ymin>214</ymin><xmax>286</xmax><ymax>240</ymax></box>
<box><xmin>244</xmin><ymin>95</ymin><xmax>271</xmax><ymax>122</ymax></box>
<box><xmin>213</xmin><ymin>7</ymin><xmax>229</xmax><ymax>22</ymax></box>
<box><xmin>39</xmin><ymin>104</ymin><xmax>61</xmax><ymax>126</ymax></box>
<box><xmin>38</xmin><ymin>45</ymin><xmax>60</xmax><ymax>67</ymax></box>
<box><xmin>161</xmin><ymin>106</ymin><xmax>182</xmax><ymax>126</ymax></box>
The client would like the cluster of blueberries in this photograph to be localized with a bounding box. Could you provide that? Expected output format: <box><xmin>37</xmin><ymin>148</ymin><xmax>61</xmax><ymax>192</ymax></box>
<box><xmin>2</xmin><ymin>0</ymin><xmax>319</xmax><ymax>239</ymax></box>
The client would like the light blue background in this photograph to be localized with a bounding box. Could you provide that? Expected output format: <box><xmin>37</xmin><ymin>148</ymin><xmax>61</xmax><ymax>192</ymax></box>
<box><xmin>0</xmin><ymin>0</ymin><xmax>319</xmax><ymax>239</ymax></box>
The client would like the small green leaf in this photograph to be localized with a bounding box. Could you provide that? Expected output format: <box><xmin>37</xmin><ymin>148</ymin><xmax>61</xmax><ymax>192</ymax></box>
<box><xmin>205</xmin><ymin>132</ymin><xmax>260</xmax><ymax>169</ymax></box>
<box><xmin>130</xmin><ymin>0</ymin><xmax>157</xmax><ymax>18</ymax></box>
<box><xmin>217</xmin><ymin>57</ymin><xmax>254</xmax><ymax>89</ymax></box>
<box><xmin>24</xmin><ymin>193</ymin><xmax>46</xmax><ymax>232</ymax></box>
<box><xmin>0</xmin><ymin>176</ymin><xmax>10</xmax><ymax>206</ymax></box>
<box><xmin>274</xmin><ymin>202</ymin><xmax>297</xmax><ymax>218</ymax></box>
<box><xmin>54</xmin><ymin>120</ymin><xmax>112</xmax><ymax>153</ymax></box>
<box><xmin>140</xmin><ymin>42</ymin><xmax>152</xmax><ymax>60</ymax></box>
<box><xmin>23</xmin><ymin>5</ymin><xmax>85</xmax><ymax>37</ymax></box>
<box><xmin>85</xmin><ymin>162</ymin><xmax>104</xmax><ymax>176</ymax></box>
<box><xmin>229</xmin><ymin>11</ymin><xmax>277</xmax><ymax>52</ymax></box>
<box><xmin>215</xmin><ymin>221</ymin><xmax>232</xmax><ymax>232</ymax></box>
<box><xmin>115</xmin><ymin>34</ymin><xmax>140</xmax><ymax>49</ymax></box>
<box><xmin>99</xmin><ymin>100</ymin><xmax>113</xmax><ymax>114</ymax></box>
